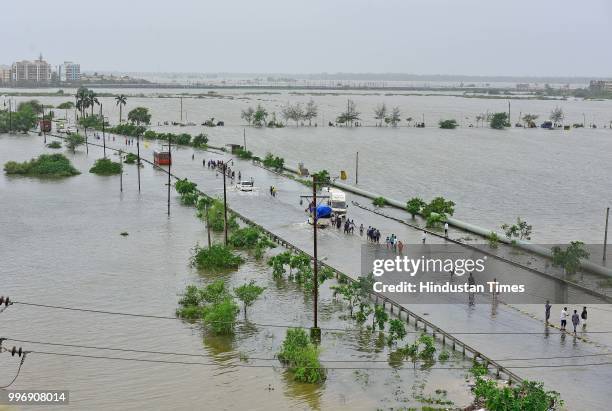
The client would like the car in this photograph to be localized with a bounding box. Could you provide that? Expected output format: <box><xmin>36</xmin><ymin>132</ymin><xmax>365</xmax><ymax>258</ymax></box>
<box><xmin>236</xmin><ymin>181</ymin><xmax>254</xmax><ymax>191</ymax></box>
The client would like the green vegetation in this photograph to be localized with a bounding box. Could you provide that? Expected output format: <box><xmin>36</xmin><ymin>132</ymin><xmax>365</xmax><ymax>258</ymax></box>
<box><xmin>387</xmin><ymin>319</ymin><xmax>407</xmax><ymax>346</ymax></box>
<box><xmin>109</xmin><ymin>123</ymin><xmax>147</xmax><ymax>137</ymax></box>
<box><xmin>277</xmin><ymin>328</ymin><xmax>326</xmax><ymax>383</ymax></box>
<box><xmin>78</xmin><ymin>114</ymin><xmax>106</xmax><ymax>130</ymax></box>
<box><xmin>228</xmin><ymin>226</ymin><xmax>276</xmax><ymax>258</ymax></box>
<box><xmin>202</xmin><ymin>199</ymin><xmax>239</xmax><ymax>232</ymax></box>
<box><xmin>473</xmin><ymin>378</ymin><xmax>562</xmax><ymax>410</ymax></box>
<box><xmin>235</xmin><ymin>147</ymin><xmax>253</xmax><ymax>160</ymax></box>
<box><xmin>89</xmin><ymin>158</ymin><xmax>122</xmax><ymax>175</ymax></box>
<box><xmin>174</xmin><ymin>178</ymin><xmax>199</xmax><ymax>205</ymax></box>
<box><xmin>373</xmin><ymin>196</ymin><xmax>387</xmax><ymax>207</ymax></box>
<box><xmin>191</xmin><ymin>244</ymin><xmax>244</xmax><ymax>271</ymax></box>
<box><xmin>176</xmin><ymin>281</ymin><xmax>240</xmax><ymax>335</ymax></box>
<box><xmin>191</xmin><ymin>133</ymin><xmax>208</xmax><ymax>148</ymax></box>
<box><xmin>123</xmin><ymin>152</ymin><xmax>138</xmax><ymax>164</ymax></box>
<box><xmin>422</xmin><ymin>197</ymin><xmax>455</xmax><ymax>228</ymax></box>
<box><xmin>115</xmin><ymin>94</ymin><xmax>127</xmax><ymax>123</ymax></box>
<box><xmin>439</xmin><ymin>119</ymin><xmax>458</xmax><ymax>129</ymax></box>
<box><xmin>4</xmin><ymin>154</ymin><xmax>80</xmax><ymax>177</ymax></box>
<box><xmin>0</xmin><ymin>104</ymin><xmax>38</xmax><ymax>133</ymax></box>
<box><xmin>46</xmin><ymin>141</ymin><xmax>62</xmax><ymax>149</ymax></box>
<box><xmin>262</xmin><ymin>153</ymin><xmax>285</xmax><ymax>171</ymax></box>
<box><xmin>234</xmin><ymin>280</ymin><xmax>265</xmax><ymax>318</ymax></box>
<box><xmin>127</xmin><ymin>107</ymin><xmax>151</xmax><ymax>125</ymax></box>
<box><xmin>487</xmin><ymin>232</ymin><xmax>500</xmax><ymax>248</ymax></box>
<box><xmin>311</xmin><ymin>169</ymin><xmax>330</xmax><ymax>183</ymax></box>
<box><xmin>490</xmin><ymin>112</ymin><xmax>510</xmax><ymax>129</ymax></box>
<box><xmin>551</xmin><ymin>241</ymin><xmax>590</xmax><ymax>274</ymax></box>
<box><xmin>406</xmin><ymin>197</ymin><xmax>426</xmax><ymax>218</ymax></box>
<box><xmin>65</xmin><ymin>133</ymin><xmax>86</xmax><ymax>153</ymax></box>
<box><xmin>398</xmin><ymin>333</ymin><xmax>436</xmax><ymax>368</ymax></box>
<box><xmin>252</xmin><ymin>104</ymin><xmax>268</xmax><ymax>127</ymax></box>
<box><xmin>268</xmin><ymin>251</ymin><xmax>334</xmax><ymax>292</ymax></box>
<box><xmin>501</xmin><ymin>217</ymin><xmax>532</xmax><ymax>241</ymax></box>
<box><xmin>336</xmin><ymin>99</ymin><xmax>360</xmax><ymax>126</ymax></box>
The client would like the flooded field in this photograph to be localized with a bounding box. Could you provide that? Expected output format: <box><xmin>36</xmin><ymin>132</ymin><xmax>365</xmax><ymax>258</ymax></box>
<box><xmin>2</xmin><ymin>88</ymin><xmax>611</xmax><ymax>245</ymax></box>
<box><xmin>1</xmin><ymin>135</ymin><xmax>478</xmax><ymax>410</ymax></box>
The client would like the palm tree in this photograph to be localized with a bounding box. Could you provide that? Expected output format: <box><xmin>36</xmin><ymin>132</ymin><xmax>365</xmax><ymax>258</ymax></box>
<box><xmin>87</xmin><ymin>90</ymin><xmax>99</xmax><ymax>117</ymax></box>
<box><xmin>115</xmin><ymin>94</ymin><xmax>127</xmax><ymax>123</ymax></box>
<box><xmin>75</xmin><ymin>87</ymin><xmax>89</xmax><ymax>117</ymax></box>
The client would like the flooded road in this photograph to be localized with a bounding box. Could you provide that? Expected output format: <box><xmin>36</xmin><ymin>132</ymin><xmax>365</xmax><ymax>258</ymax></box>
<box><xmin>1</xmin><ymin>134</ymin><xmax>477</xmax><ymax>410</ymax></box>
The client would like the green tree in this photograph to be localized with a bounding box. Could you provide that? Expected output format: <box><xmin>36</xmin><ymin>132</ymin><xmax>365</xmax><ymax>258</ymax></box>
<box><xmin>550</xmin><ymin>106</ymin><xmax>564</xmax><ymax>126</ymax></box>
<box><xmin>373</xmin><ymin>304</ymin><xmax>388</xmax><ymax>330</ymax></box>
<box><xmin>336</xmin><ymin>99</ymin><xmax>360</xmax><ymax>126</ymax></box>
<box><xmin>252</xmin><ymin>104</ymin><xmax>268</xmax><ymax>127</ymax></box>
<box><xmin>551</xmin><ymin>241</ymin><xmax>590</xmax><ymax>274</ymax></box>
<box><xmin>374</xmin><ymin>103</ymin><xmax>387</xmax><ymax>126</ymax></box>
<box><xmin>303</xmin><ymin>99</ymin><xmax>318</xmax><ymax>126</ymax></box>
<box><xmin>406</xmin><ymin>197</ymin><xmax>426</xmax><ymax>218</ymax></box>
<box><xmin>65</xmin><ymin>133</ymin><xmax>85</xmax><ymax>153</ymax></box>
<box><xmin>234</xmin><ymin>280</ymin><xmax>265</xmax><ymax>318</ymax></box>
<box><xmin>522</xmin><ymin>113</ymin><xmax>539</xmax><ymax>128</ymax></box>
<box><xmin>490</xmin><ymin>112</ymin><xmax>509</xmax><ymax>129</ymax></box>
<box><xmin>439</xmin><ymin>119</ymin><xmax>458</xmax><ymax>129</ymax></box>
<box><xmin>240</xmin><ymin>106</ymin><xmax>255</xmax><ymax>125</ymax></box>
<box><xmin>57</xmin><ymin>101</ymin><xmax>75</xmax><ymax>119</ymax></box>
<box><xmin>385</xmin><ymin>107</ymin><xmax>401</xmax><ymax>127</ymax></box>
<box><xmin>127</xmin><ymin>107</ymin><xmax>151</xmax><ymax>125</ymax></box>
<box><xmin>18</xmin><ymin>100</ymin><xmax>43</xmax><ymax>114</ymax></box>
<box><xmin>115</xmin><ymin>94</ymin><xmax>127</xmax><ymax>123</ymax></box>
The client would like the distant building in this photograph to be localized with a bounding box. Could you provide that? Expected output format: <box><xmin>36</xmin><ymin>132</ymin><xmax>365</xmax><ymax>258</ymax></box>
<box><xmin>516</xmin><ymin>83</ymin><xmax>530</xmax><ymax>91</ymax></box>
<box><xmin>11</xmin><ymin>55</ymin><xmax>52</xmax><ymax>83</ymax></box>
<box><xmin>60</xmin><ymin>61</ymin><xmax>81</xmax><ymax>82</ymax></box>
<box><xmin>589</xmin><ymin>80</ymin><xmax>612</xmax><ymax>92</ymax></box>
<box><xmin>0</xmin><ymin>65</ymin><xmax>11</xmax><ymax>84</ymax></box>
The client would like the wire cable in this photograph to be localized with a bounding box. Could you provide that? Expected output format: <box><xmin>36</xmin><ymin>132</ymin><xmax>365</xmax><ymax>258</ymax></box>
<box><xmin>0</xmin><ymin>348</ymin><xmax>28</xmax><ymax>389</ymax></box>
<box><xmin>12</xmin><ymin>300</ymin><xmax>612</xmax><ymax>335</ymax></box>
<box><xmin>4</xmin><ymin>337</ymin><xmax>612</xmax><ymax>364</ymax></box>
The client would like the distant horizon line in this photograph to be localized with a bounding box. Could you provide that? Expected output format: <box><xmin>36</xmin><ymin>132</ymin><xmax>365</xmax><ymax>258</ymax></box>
<box><xmin>81</xmin><ymin>71</ymin><xmax>611</xmax><ymax>82</ymax></box>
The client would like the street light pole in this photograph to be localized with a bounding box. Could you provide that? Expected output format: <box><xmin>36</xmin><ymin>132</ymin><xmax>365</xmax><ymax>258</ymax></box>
<box><xmin>222</xmin><ymin>159</ymin><xmax>233</xmax><ymax>246</ymax></box>
<box><xmin>167</xmin><ymin>134</ymin><xmax>172</xmax><ymax>216</ymax></box>
<box><xmin>102</xmin><ymin>116</ymin><xmax>107</xmax><ymax>158</ymax></box>
<box><xmin>136</xmin><ymin>134</ymin><xmax>141</xmax><ymax>192</ymax></box>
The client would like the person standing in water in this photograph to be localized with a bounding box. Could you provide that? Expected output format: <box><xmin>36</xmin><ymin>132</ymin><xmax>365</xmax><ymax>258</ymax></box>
<box><xmin>560</xmin><ymin>307</ymin><xmax>568</xmax><ymax>331</ymax></box>
<box><xmin>545</xmin><ymin>300</ymin><xmax>551</xmax><ymax>323</ymax></box>
<box><xmin>581</xmin><ymin>306</ymin><xmax>588</xmax><ymax>328</ymax></box>
<box><xmin>571</xmin><ymin>309</ymin><xmax>580</xmax><ymax>334</ymax></box>
<box><xmin>444</xmin><ymin>222</ymin><xmax>449</xmax><ymax>238</ymax></box>
<box><xmin>421</xmin><ymin>230</ymin><xmax>426</xmax><ymax>244</ymax></box>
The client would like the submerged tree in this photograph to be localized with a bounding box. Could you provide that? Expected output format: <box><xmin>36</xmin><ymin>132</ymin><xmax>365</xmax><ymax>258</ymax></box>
<box><xmin>374</xmin><ymin>103</ymin><xmax>387</xmax><ymax>127</ymax></box>
<box><xmin>336</xmin><ymin>99</ymin><xmax>360</xmax><ymax>126</ymax></box>
<box><xmin>115</xmin><ymin>94</ymin><xmax>127</xmax><ymax>123</ymax></box>
<box><xmin>127</xmin><ymin>107</ymin><xmax>151</xmax><ymax>125</ymax></box>
<box><xmin>385</xmin><ymin>107</ymin><xmax>401</xmax><ymax>127</ymax></box>
<box><xmin>241</xmin><ymin>106</ymin><xmax>255</xmax><ymax>125</ymax></box>
<box><xmin>303</xmin><ymin>99</ymin><xmax>318</xmax><ymax>126</ymax></box>
<box><xmin>550</xmin><ymin>107</ymin><xmax>564</xmax><ymax>126</ymax></box>
<box><xmin>234</xmin><ymin>280</ymin><xmax>265</xmax><ymax>319</ymax></box>
<box><xmin>522</xmin><ymin>113</ymin><xmax>539</xmax><ymax>128</ymax></box>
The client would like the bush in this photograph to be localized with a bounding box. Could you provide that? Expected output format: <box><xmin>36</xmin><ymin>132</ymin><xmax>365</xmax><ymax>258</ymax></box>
<box><xmin>89</xmin><ymin>158</ymin><xmax>122</xmax><ymax>175</ymax></box>
<box><xmin>490</xmin><ymin>112</ymin><xmax>510</xmax><ymax>129</ymax></box>
<box><xmin>277</xmin><ymin>328</ymin><xmax>326</xmax><ymax>383</ymax></box>
<box><xmin>4</xmin><ymin>154</ymin><xmax>80</xmax><ymax>177</ymax></box>
<box><xmin>406</xmin><ymin>197</ymin><xmax>426</xmax><ymax>218</ymax></box>
<box><xmin>262</xmin><ymin>153</ymin><xmax>285</xmax><ymax>170</ymax></box>
<box><xmin>192</xmin><ymin>133</ymin><xmax>208</xmax><ymax>148</ymax></box>
<box><xmin>235</xmin><ymin>148</ymin><xmax>253</xmax><ymax>160</ymax></box>
<box><xmin>474</xmin><ymin>377</ymin><xmax>563</xmax><ymax>410</ymax></box>
<box><xmin>373</xmin><ymin>196</ymin><xmax>387</xmax><ymax>207</ymax></box>
<box><xmin>439</xmin><ymin>119</ymin><xmax>458</xmax><ymax>129</ymax></box>
<box><xmin>205</xmin><ymin>199</ymin><xmax>239</xmax><ymax>232</ymax></box>
<box><xmin>234</xmin><ymin>280</ymin><xmax>265</xmax><ymax>318</ymax></box>
<box><xmin>123</xmin><ymin>153</ymin><xmax>138</xmax><ymax>164</ymax></box>
<box><xmin>551</xmin><ymin>241</ymin><xmax>590</xmax><ymax>274</ymax></box>
<box><xmin>487</xmin><ymin>232</ymin><xmax>500</xmax><ymax>248</ymax></box>
<box><xmin>109</xmin><ymin>123</ymin><xmax>147</xmax><ymax>137</ymax></box>
<box><xmin>190</xmin><ymin>244</ymin><xmax>244</xmax><ymax>271</ymax></box>
<box><xmin>203</xmin><ymin>297</ymin><xmax>239</xmax><ymax>335</ymax></box>
<box><xmin>46</xmin><ymin>141</ymin><xmax>62</xmax><ymax>149</ymax></box>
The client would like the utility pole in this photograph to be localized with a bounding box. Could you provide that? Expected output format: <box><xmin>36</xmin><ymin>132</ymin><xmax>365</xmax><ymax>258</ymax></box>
<box><xmin>136</xmin><ymin>135</ymin><xmax>141</xmax><ymax>192</ymax></box>
<box><xmin>508</xmin><ymin>100</ymin><xmax>511</xmax><ymax>126</ymax></box>
<box><xmin>206</xmin><ymin>205</ymin><xmax>212</xmax><ymax>249</ymax></box>
<box><xmin>167</xmin><ymin>134</ymin><xmax>172</xmax><ymax>215</ymax></box>
<box><xmin>8</xmin><ymin>99</ymin><xmax>12</xmax><ymax>133</ymax></box>
<box><xmin>604</xmin><ymin>207</ymin><xmax>610</xmax><ymax>262</ymax></box>
<box><xmin>243</xmin><ymin>128</ymin><xmax>246</xmax><ymax>150</ymax></box>
<box><xmin>311</xmin><ymin>176</ymin><xmax>321</xmax><ymax>342</ymax></box>
<box><xmin>222</xmin><ymin>162</ymin><xmax>229</xmax><ymax>245</ymax></box>
<box><xmin>355</xmin><ymin>152</ymin><xmax>359</xmax><ymax>184</ymax></box>
<box><xmin>41</xmin><ymin>105</ymin><xmax>47</xmax><ymax>144</ymax></box>
<box><xmin>119</xmin><ymin>150</ymin><xmax>123</xmax><ymax>192</ymax></box>
<box><xmin>102</xmin><ymin>116</ymin><xmax>106</xmax><ymax>158</ymax></box>
<box><xmin>179</xmin><ymin>97</ymin><xmax>183</xmax><ymax>123</ymax></box>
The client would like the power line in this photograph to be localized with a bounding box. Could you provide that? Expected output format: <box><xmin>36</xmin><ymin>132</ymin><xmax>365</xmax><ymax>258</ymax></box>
<box><xmin>4</xmin><ymin>337</ymin><xmax>612</xmax><ymax>364</ymax></box>
<box><xmin>0</xmin><ymin>347</ymin><xmax>28</xmax><ymax>389</ymax></box>
<box><xmin>21</xmin><ymin>349</ymin><xmax>612</xmax><ymax>371</ymax></box>
<box><xmin>12</xmin><ymin>300</ymin><xmax>612</xmax><ymax>335</ymax></box>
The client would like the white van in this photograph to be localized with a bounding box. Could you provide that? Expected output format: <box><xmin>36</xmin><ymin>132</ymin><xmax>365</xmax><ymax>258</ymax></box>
<box><xmin>321</xmin><ymin>187</ymin><xmax>347</xmax><ymax>214</ymax></box>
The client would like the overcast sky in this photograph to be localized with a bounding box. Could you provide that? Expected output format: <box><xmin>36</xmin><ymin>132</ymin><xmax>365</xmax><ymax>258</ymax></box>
<box><xmin>3</xmin><ymin>0</ymin><xmax>611</xmax><ymax>76</ymax></box>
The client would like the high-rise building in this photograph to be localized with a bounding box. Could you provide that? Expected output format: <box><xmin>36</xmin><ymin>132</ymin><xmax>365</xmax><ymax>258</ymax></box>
<box><xmin>60</xmin><ymin>61</ymin><xmax>81</xmax><ymax>82</ymax></box>
<box><xmin>0</xmin><ymin>65</ymin><xmax>11</xmax><ymax>84</ymax></box>
<box><xmin>11</xmin><ymin>55</ymin><xmax>52</xmax><ymax>83</ymax></box>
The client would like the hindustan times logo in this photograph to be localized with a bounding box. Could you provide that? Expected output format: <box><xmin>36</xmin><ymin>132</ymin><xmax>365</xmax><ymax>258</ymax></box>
<box><xmin>372</xmin><ymin>255</ymin><xmax>487</xmax><ymax>277</ymax></box>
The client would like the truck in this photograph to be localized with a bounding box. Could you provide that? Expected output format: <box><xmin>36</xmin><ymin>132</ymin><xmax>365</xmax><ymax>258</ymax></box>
<box><xmin>321</xmin><ymin>187</ymin><xmax>347</xmax><ymax>214</ymax></box>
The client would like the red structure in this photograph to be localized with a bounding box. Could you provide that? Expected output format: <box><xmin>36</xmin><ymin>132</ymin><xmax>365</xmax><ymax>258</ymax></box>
<box><xmin>153</xmin><ymin>149</ymin><xmax>171</xmax><ymax>166</ymax></box>
<box><xmin>39</xmin><ymin>119</ymin><xmax>52</xmax><ymax>133</ymax></box>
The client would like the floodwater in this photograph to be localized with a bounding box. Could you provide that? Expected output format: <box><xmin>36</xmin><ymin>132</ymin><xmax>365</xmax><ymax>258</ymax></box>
<box><xmin>0</xmin><ymin>135</ymin><xmax>476</xmax><ymax>410</ymax></box>
<box><xmin>2</xmin><ymin>87</ymin><xmax>612</xmax><ymax>245</ymax></box>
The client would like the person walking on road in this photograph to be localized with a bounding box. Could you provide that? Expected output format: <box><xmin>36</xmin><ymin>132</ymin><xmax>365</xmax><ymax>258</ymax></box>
<box><xmin>545</xmin><ymin>300</ymin><xmax>551</xmax><ymax>323</ymax></box>
<box><xmin>560</xmin><ymin>307</ymin><xmax>568</xmax><ymax>331</ymax></box>
<box><xmin>581</xmin><ymin>306</ymin><xmax>588</xmax><ymax>328</ymax></box>
<box><xmin>421</xmin><ymin>230</ymin><xmax>426</xmax><ymax>244</ymax></box>
<box><xmin>571</xmin><ymin>309</ymin><xmax>580</xmax><ymax>334</ymax></box>
<box><xmin>444</xmin><ymin>222</ymin><xmax>449</xmax><ymax>238</ymax></box>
